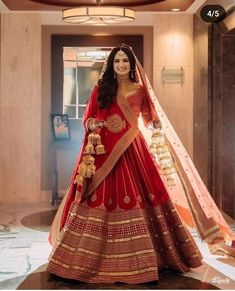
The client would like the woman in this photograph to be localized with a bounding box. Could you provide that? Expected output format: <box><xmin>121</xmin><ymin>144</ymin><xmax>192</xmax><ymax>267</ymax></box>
<box><xmin>47</xmin><ymin>44</ymin><xmax>232</xmax><ymax>283</ymax></box>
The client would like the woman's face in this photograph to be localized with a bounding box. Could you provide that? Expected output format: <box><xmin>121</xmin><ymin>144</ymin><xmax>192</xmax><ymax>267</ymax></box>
<box><xmin>113</xmin><ymin>50</ymin><xmax>131</xmax><ymax>76</ymax></box>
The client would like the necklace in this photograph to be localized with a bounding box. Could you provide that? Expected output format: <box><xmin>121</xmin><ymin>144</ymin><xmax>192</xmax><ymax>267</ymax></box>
<box><xmin>117</xmin><ymin>74</ymin><xmax>140</xmax><ymax>98</ymax></box>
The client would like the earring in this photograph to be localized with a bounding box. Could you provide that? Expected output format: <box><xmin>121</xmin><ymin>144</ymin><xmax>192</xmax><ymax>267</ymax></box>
<box><xmin>114</xmin><ymin>71</ymin><xmax>116</xmax><ymax>79</ymax></box>
<box><xmin>130</xmin><ymin>70</ymin><xmax>135</xmax><ymax>79</ymax></box>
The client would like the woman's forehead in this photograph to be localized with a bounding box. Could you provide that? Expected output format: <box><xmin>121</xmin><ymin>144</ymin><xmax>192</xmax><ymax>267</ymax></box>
<box><xmin>114</xmin><ymin>50</ymin><xmax>128</xmax><ymax>60</ymax></box>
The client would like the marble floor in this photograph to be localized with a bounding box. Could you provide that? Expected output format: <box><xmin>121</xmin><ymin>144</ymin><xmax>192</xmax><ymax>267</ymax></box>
<box><xmin>0</xmin><ymin>202</ymin><xmax>235</xmax><ymax>290</ymax></box>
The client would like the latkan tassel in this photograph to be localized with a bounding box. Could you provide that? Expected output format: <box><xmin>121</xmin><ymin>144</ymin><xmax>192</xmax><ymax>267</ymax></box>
<box><xmin>74</xmin><ymin>174</ymin><xmax>84</xmax><ymax>186</ymax></box>
<box><xmin>84</xmin><ymin>143</ymin><xmax>95</xmax><ymax>155</ymax></box>
<box><xmin>96</xmin><ymin>144</ymin><xmax>106</xmax><ymax>155</ymax></box>
<box><xmin>166</xmin><ymin>175</ymin><xmax>176</xmax><ymax>186</ymax></box>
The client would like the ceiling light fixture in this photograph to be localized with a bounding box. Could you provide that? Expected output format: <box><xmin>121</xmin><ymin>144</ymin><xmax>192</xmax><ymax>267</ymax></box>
<box><xmin>62</xmin><ymin>0</ymin><xmax>135</xmax><ymax>25</ymax></box>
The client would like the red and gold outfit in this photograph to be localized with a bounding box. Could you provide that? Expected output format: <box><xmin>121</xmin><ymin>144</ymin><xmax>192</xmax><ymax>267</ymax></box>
<box><xmin>47</xmin><ymin>85</ymin><xmax>202</xmax><ymax>283</ymax></box>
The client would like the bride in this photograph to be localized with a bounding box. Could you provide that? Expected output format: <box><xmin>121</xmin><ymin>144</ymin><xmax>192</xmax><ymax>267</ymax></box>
<box><xmin>47</xmin><ymin>44</ymin><xmax>234</xmax><ymax>283</ymax></box>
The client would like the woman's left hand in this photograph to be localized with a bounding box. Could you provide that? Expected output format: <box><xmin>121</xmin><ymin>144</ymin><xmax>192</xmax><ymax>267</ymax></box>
<box><xmin>152</xmin><ymin>120</ymin><xmax>162</xmax><ymax>129</ymax></box>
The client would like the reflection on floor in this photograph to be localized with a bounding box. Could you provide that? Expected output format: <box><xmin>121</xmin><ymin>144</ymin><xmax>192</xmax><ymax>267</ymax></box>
<box><xmin>0</xmin><ymin>202</ymin><xmax>234</xmax><ymax>290</ymax></box>
<box><xmin>2</xmin><ymin>267</ymin><xmax>219</xmax><ymax>290</ymax></box>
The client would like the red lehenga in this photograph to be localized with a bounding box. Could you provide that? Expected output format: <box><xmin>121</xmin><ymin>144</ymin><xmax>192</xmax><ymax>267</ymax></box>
<box><xmin>47</xmin><ymin>85</ymin><xmax>203</xmax><ymax>283</ymax></box>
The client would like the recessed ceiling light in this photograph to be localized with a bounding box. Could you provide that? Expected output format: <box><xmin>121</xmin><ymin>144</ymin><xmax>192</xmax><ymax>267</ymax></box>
<box><xmin>171</xmin><ymin>8</ymin><xmax>180</xmax><ymax>12</ymax></box>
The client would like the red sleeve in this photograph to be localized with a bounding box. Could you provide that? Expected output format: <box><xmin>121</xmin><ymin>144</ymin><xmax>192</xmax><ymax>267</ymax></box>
<box><xmin>141</xmin><ymin>95</ymin><xmax>153</xmax><ymax>127</ymax></box>
<box><xmin>82</xmin><ymin>86</ymin><xmax>99</xmax><ymax>130</ymax></box>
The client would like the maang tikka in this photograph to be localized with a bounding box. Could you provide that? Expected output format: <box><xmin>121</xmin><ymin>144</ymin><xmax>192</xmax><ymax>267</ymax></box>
<box><xmin>116</xmin><ymin>49</ymin><xmax>126</xmax><ymax>57</ymax></box>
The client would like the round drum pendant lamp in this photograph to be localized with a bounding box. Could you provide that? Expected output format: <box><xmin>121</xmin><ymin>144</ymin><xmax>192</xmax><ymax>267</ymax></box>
<box><xmin>62</xmin><ymin>6</ymin><xmax>135</xmax><ymax>25</ymax></box>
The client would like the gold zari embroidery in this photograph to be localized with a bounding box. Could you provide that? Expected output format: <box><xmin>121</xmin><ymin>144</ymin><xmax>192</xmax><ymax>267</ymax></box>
<box><xmin>67</xmin><ymin>229</ymin><xmax>150</xmax><ymax>243</ymax></box>
<box><xmin>51</xmin><ymin>258</ymin><xmax>156</xmax><ymax>276</ymax></box>
<box><xmin>72</xmin><ymin>247</ymin><xmax>154</xmax><ymax>258</ymax></box>
<box><xmin>61</xmin><ymin>243</ymin><xmax>76</xmax><ymax>251</ymax></box>
<box><xmin>69</xmin><ymin>212</ymin><xmax>145</xmax><ymax>225</ymax></box>
<box><xmin>105</xmin><ymin>114</ymin><xmax>126</xmax><ymax>133</ymax></box>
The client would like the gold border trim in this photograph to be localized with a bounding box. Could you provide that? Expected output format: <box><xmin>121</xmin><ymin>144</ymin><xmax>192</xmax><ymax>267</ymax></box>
<box><xmin>66</xmin><ymin>229</ymin><xmax>150</xmax><ymax>243</ymax></box>
<box><xmin>50</xmin><ymin>258</ymin><xmax>156</xmax><ymax>276</ymax></box>
<box><xmin>167</xmin><ymin>139</ymin><xmax>222</xmax><ymax>242</ymax></box>
<box><xmin>70</xmin><ymin>212</ymin><xmax>145</xmax><ymax>225</ymax></box>
<box><xmin>49</xmin><ymin>186</ymin><xmax>71</xmax><ymax>246</ymax></box>
<box><xmin>60</xmin><ymin>245</ymin><xmax>154</xmax><ymax>258</ymax></box>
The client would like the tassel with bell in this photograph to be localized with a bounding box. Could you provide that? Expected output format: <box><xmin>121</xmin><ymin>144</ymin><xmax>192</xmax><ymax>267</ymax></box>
<box><xmin>86</xmin><ymin>164</ymin><xmax>96</xmax><ymax>177</ymax></box>
<box><xmin>78</xmin><ymin>162</ymin><xmax>87</xmax><ymax>177</ymax></box>
<box><xmin>84</xmin><ymin>143</ymin><xmax>95</xmax><ymax>155</ymax></box>
<box><xmin>81</xmin><ymin>155</ymin><xmax>96</xmax><ymax>178</ymax></box>
<box><xmin>74</xmin><ymin>154</ymin><xmax>97</xmax><ymax>186</ymax></box>
<box><xmin>166</xmin><ymin>175</ymin><xmax>176</xmax><ymax>186</ymax></box>
<box><xmin>150</xmin><ymin>129</ymin><xmax>177</xmax><ymax>186</ymax></box>
<box><xmin>95</xmin><ymin>135</ymin><xmax>106</xmax><ymax>154</ymax></box>
<box><xmin>74</xmin><ymin>174</ymin><xmax>84</xmax><ymax>186</ymax></box>
<box><xmin>87</xmin><ymin>130</ymin><xmax>106</xmax><ymax>155</ymax></box>
<box><xmin>88</xmin><ymin>132</ymin><xmax>102</xmax><ymax>145</ymax></box>
<box><xmin>87</xmin><ymin>132</ymin><xmax>96</xmax><ymax>144</ymax></box>
<box><xmin>74</xmin><ymin>125</ymin><xmax>106</xmax><ymax>189</ymax></box>
<box><xmin>95</xmin><ymin>144</ymin><xmax>106</xmax><ymax>155</ymax></box>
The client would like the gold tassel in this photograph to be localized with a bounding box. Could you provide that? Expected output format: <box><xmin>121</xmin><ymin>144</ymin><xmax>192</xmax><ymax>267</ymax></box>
<box><xmin>74</xmin><ymin>174</ymin><xmax>84</xmax><ymax>186</ymax></box>
<box><xmin>83</xmin><ymin>154</ymin><xmax>95</xmax><ymax>165</ymax></box>
<box><xmin>95</xmin><ymin>132</ymin><xmax>106</xmax><ymax>154</ymax></box>
<box><xmin>82</xmin><ymin>155</ymin><xmax>96</xmax><ymax>178</ymax></box>
<box><xmin>87</xmin><ymin>132</ymin><xmax>96</xmax><ymax>144</ymax></box>
<box><xmin>88</xmin><ymin>132</ymin><xmax>102</xmax><ymax>145</ymax></box>
<box><xmin>166</xmin><ymin>175</ymin><xmax>176</xmax><ymax>186</ymax></box>
<box><xmin>150</xmin><ymin>129</ymin><xmax>177</xmax><ymax>185</ymax></box>
<box><xmin>156</xmin><ymin>144</ymin><xmax>168</xmax><ymax>155</ymax></box>
<box><xmin>75</xmin><ymin>128</ymin><xmax>106</xmax><ymax>188</ymax></box>
<box><xmin>87</xmin><ymin>131</ymin><xmax>106</xmax><ymax>155</ymax></box>
<box><xmin>74</xmin><ymin>155</ymin><xmax>96</xmax><ymax>184</ymax></box>
<box><xmin>149</xmin><ymin>144</ymin><xmax>157</xmax><ymax>154</ymax></box>
<box><xmin>95</xmin><ymin>144</ymin><xmax>106</xmax><ymax>155</ymax></box>
<box><xmin>78</xmin><ymin>163</ymin><xmax>87</xmax><ymax>177</ymax></box>
<box><xmin>93</xmin><ymin>133</ymin><xmax>101</xmax><ymax>145</ymax></box>
<box><xmin>84</xmin><ymin>143</ymin><xmax>95</xmax><ymax>155</ymax></box>
<box><xmin>86</xmin><ymin>164</ymin><xmax>96</xmax><ymax>177</ymax></box>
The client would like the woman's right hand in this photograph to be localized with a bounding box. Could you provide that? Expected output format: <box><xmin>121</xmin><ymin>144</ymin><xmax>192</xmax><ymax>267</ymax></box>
<box><xmin>87</xmin><ymin>118</ymin><xmax>105</xmax><ymax>130</ymax></box>
<box><xmin>94</xmin><ymin>119</ymin><xmax>105</xmax><ymax>128</ymax></box>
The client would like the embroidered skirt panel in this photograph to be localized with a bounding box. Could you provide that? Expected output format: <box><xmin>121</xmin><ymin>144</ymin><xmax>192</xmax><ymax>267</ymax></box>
<box><xmin>47</xmin><ymin>134</ymin><xmax>202</xmax><ymax>283</ymax></box>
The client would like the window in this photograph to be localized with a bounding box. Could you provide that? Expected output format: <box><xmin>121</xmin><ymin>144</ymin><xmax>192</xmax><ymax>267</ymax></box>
<box><xmin>63</xmin><ymin>47</ymin><xmax>112</xmax><ymax>119</ymax></box>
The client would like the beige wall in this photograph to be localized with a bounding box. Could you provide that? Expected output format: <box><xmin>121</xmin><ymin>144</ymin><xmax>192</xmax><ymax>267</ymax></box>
<box><xmin>0</xmin><ymin>13</ymin><xmax>42</xmax><ymax>202</ymax></box>
<box><xmin>153</xmin><ymin>14</ymin><xmax>194</xmax><ymax>158</ymax></box>
<box><xmin>193</xmin><ymin>14</ymin><xmax>209</xmax><ymax>185</ymax></box>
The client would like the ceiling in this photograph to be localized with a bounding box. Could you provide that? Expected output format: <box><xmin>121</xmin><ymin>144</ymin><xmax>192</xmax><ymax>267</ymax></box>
<box><xmin>1</xmin><ymin>0</ymin><xmax>195</xmax><ymax>12</ymax></box>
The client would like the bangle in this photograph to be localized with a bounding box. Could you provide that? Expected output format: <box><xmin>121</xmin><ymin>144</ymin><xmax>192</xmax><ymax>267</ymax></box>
<box><xmin>86</xmin><ymin>118</ymin><xmax>104</xmax><ymax>130</ymax></box>
<box><xmin>86</xmin><ymin>118</ymin><xmax>96</xmax><ymax>131</ymax></box>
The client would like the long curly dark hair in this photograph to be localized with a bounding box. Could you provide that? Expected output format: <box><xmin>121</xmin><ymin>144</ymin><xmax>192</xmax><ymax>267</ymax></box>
<box><xmin>97</xmin><ymin>44</ymin><xmax>138</xmax><ymax>109</ymax></box>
